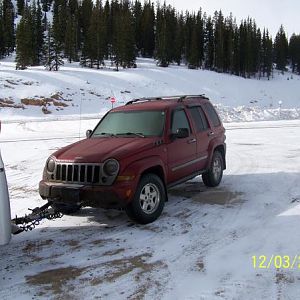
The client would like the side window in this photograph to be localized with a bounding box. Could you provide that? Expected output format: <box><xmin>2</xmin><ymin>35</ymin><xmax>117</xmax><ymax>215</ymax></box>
<box><xmin>188</xmin><ymin>107</ymin><xmax>209</xmax><ymax>132</ymax></box>
<box><xmin>171</xmin><ymin>109</ymin><xmax>191</xmax><ymax>134</ymax></box>
<box><xmin>203</xmin><ymin>103</ymin><xmax>221</xmax><ymax>127</ymax></box>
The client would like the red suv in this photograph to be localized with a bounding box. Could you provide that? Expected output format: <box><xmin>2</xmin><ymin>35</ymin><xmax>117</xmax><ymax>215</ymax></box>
<box><xmin>39</xmin><ymin>95</ymin><xmax>226</xmax><ymax>224</ymax></box>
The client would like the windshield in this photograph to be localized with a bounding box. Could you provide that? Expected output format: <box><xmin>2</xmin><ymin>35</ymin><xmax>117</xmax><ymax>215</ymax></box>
<box><xmin>92</xmin><ymin>110</ymin><xmax>165</xmax><ymax>137</ymax></box>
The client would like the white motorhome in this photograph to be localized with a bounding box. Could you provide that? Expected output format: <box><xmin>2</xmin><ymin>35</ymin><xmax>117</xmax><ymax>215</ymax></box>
<box><xmin>0</xmin><ymin>121</ymin><xmax>11</xmax><ymax>245</ymax></box>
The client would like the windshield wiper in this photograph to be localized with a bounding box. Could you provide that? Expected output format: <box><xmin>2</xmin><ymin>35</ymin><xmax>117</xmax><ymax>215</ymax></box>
<box><xmin>116</xmin><ymin>132</ymin><xmax>145</xmax><ymax>138</ymax></box>
<box><xmin>93</xmin><ymin>132</ymin><xmax>116</xmax><ymax>137</ymax></box>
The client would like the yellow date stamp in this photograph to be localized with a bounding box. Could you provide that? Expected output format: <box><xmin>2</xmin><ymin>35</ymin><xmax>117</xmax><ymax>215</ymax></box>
<box><xmin>252</xmin><ymin>255</ymin><xmax>300</xmax><ymax>269</ymax></box>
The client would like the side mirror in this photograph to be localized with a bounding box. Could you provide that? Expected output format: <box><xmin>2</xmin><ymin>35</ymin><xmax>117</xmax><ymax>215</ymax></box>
<box><xmin>86</xmin><ymin>129</ymin><xmax>92</xmax><ymax>138</ymax></box>
<box><xmin>173</xmin><ymin>128</ymin><xmax>189</xmax><ymax>139</ymax></box>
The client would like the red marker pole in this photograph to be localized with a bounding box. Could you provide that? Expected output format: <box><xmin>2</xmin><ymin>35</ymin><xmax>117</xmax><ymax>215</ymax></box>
<box><xmin>110</xmin><ymin>97</ymin><xmax>116</xmax><ymax>109</ymax></box>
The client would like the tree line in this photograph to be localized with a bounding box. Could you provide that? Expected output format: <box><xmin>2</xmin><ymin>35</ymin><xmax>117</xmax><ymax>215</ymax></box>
<box><xmin>0</xmin><ymin>0</ymin><xmax>300</xmax><ymax>78</ymax></box>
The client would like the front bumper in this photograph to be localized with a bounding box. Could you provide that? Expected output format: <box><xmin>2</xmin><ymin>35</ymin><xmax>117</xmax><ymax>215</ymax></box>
<box><xmin>39</xmin><ymin>180</ymin><xmax>135</xmax><ymax>209</ymax></box>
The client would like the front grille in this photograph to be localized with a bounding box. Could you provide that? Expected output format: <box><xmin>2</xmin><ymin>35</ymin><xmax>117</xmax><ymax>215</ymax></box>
<box><xmin>54</xmin><ymin>163</ymin><xmax>102</xmax><ymax>185</ymax></box>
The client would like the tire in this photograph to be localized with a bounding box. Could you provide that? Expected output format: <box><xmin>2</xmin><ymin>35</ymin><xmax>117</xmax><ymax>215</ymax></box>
<box><xmin>125</xmin><ymin>174</ymin><xmax>166</xmax><ymax>224</ymax></box>
<box><xmin>51</xmin><ymin>202</ymin><xmax>81</xmax><ymax>215</ymax></box>
<box><xmin>202</xmin><ymin>151</ymin><xmax>224</xmax><ymax>187</ymax></box>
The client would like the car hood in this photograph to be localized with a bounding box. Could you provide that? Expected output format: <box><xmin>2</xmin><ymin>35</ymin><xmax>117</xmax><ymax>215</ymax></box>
<box><xmin>53</xmin><ymin>137</ymin><xmax>158</xmax><ymax>163</ymax></box>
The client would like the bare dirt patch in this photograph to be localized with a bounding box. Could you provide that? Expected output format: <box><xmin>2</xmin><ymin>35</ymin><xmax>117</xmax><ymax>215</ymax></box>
<box><xmin>20</xmin><ymin>92</ymin><xmax>70</xmax><ymax>111</ymax></box>
<box><xmin>23</xmin><ymin>239</ymin><xmax>54</xmax><ymax>253</ymax></box>
<box><xmin>0</xmin><ymin>98</ymin><xmax>24</xmax><ymax>109</ymax></box>
<box><xmin>21</xmin><ymin>98</ymin><xmax>50</xmax><ymax>106</ymax></box>
<box><xmin>26</xmin><ymin>266</ymin><xmax>87</xmax><ymax>297</ymax></box>
<box><xmin>103</xmin><ymin>248</ymin><xmax>125</xmax><ymax>256</ymax></box>
<box><xmin>88</xmin><ymin>253</ymin><xmax>168</xmax><ymax>299</ymax></box>
<box><xmin>169</xmin><ymin>182</ymin><xmax>243</xmax><ymax>205</ymax></box>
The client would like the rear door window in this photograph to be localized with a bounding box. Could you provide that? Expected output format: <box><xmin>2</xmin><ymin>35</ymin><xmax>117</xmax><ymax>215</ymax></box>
<box><xmin>188</xmin><ymin>107</ymin><xmax>209</xmax><ymax>131</ymax></box>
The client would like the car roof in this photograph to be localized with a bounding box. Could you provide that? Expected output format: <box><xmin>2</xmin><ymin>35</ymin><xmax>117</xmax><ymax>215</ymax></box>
<box><xmin>112</xmin><ymin>95</ymin><xmax>210</xmax><ymax>112</ymax></box>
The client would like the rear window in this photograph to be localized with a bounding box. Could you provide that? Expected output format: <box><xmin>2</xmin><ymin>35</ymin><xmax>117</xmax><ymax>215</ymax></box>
<box><xmin>203</xmin><ymin>103</ymin><xmax>221</xmax><ymax>127</ymax></box>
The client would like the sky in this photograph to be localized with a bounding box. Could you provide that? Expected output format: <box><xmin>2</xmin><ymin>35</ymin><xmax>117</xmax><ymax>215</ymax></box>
<box><xmin>167</xmin><ymin>0</ymin><xmax>300</xmax><ymax>38</ymax></box>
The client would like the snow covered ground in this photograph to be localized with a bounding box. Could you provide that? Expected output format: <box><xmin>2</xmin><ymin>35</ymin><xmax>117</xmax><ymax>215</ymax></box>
<box><xmin>1</xmin><ymin>57</ymin><xmax>300</xmax><ymax>123</ymax></box>
<box><xmin>0</xmin><ymin>118</ymin><xmax>300</xmax><ymax>299</ymax></box>
<box><xmin>1</xmin><ymin>56</ymin><xmax>300</xmax><ymax>299</ymax></box>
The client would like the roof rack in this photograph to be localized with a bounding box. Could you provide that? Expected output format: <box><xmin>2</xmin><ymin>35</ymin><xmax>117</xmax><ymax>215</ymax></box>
<box><xmin>126</xmin><ymin>94</ymin><xmax>208</xmax><ymax>105</ymax></box>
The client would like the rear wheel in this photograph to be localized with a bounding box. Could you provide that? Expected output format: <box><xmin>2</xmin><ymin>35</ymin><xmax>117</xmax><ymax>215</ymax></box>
<box><xmin>202</xmin><ymin>151</ymin><xmax>224</xmax><ymax>187</ymax></box>
<box><xmin>125</xmin><ymin>174</ymin><xmax>165</xmax><ymax>224</ymax></box>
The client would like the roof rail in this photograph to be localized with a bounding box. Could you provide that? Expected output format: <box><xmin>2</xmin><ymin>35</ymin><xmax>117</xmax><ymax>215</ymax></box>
<box><xmin>126</xmin><ymin>94</ymin><xmax>208</xmax><ymax>105</ymax></box>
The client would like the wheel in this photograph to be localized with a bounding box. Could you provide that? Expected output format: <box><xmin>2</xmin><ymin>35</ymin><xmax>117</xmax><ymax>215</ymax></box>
<box><xmin>202</xmin><ymin>151</ymin><xmax>224</xmax><ymax>187</ymax></box>
<box><xmin>51</xmin><ymin>202</ymin><xmax>81</xmax><ymax>215</ymax></box>
<box><xmin>125</xmin><ymin>174</ymin><xmax>165</xmax><ymax>224</ymax></box>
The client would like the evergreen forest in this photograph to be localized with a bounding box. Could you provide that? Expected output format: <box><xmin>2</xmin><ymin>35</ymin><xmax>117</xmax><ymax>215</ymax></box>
<box><xmin>0</xmin><ymin>0</ymin><xmax>300</xmax><ymax>78</ymax></box>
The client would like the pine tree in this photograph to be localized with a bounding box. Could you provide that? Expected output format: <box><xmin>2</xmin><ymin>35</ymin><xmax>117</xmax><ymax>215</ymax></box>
<box><xmin>17</xmin><ymin>0</ymin><xmax>25</xmax><ymax>15</ymax></box>
<box><xmin>133</xmin><ymin>0</ymin><xmax>142</xmax><ymax>55</ymax></box>
<box><xmin>86</xmin><ymin>0</ymin><xmax>106</xmax><ymax>68</ymax></box>
<box><xmin>140</xmin><ymin>1</ymin><xmax>155</xmax><ymax>57</ymax></box>
<box><xmin>173</xmin><ymin>13</ymin><xmax>184</xmax><ymax>65</ymax></box>
<box><xmin>2</xmin><ymin>0</ymin><xmax>15</xmax><ymax>55</ymax></box>
<box><xmin>232</xmin><ymin>26</ymin><xmax>240</xmax><ymax>75</ymax></box>
<box><xmin>155</xmin><ymin>3</ymin><xmax>176</xmax><ymax>67</ymax></box>
<box><xmin>0</xmin><ymin>2</ymin><xmax>4</xmax><ymax>58</ymax></box>
<box><xmin>15</xmin><ymin>6</ymin><xmax>34</xmax><ymax>69</ymax></box>
<box><xmin>289</xmin><ymin>34</ymin><xmax>300</xmax><ymax>74</ymax></box>
<box><xmin>155</xmin><ymin>4</ymin><xmax>168</xmax><ymax>67</ymax></box>
<box><xmin>79</xmin><ymin>0</ymin><xmax>93</xmax><ymax>66</ymax></box>
<box><xmin>44</xmin><ymin>23</ymin><xmax>64</xmax><ymax>71</ymax></box>
<box><xmin>111</xmin><ymin>0</ymin><xmax>136</xmax><ymax>70</ymax></box>
<box><xmin>41</xmin><ymin>0</ymin><xmax>53</xmax><ymax>12</ymax></box>
<box><xmin>239</xmin><ymin>21</ymin><xmax>247</xmax><ymax>77</ymax></box>
<box><xmin>33</xmin><ymin>0</ymin><xmax>44</xmax><ymax>65</ymax></box>
<box><xmin>253</xmin><ymin>25</ymin><xmax>261</xmax><ymax>78</ymax></box>
<box><xmin>103</xmin><ymin>0</ymin><xmax>110</xmax><ymax>59</ymax></box>
<box><xmin>204</xmin><ymin>16</ymin><xmax>214</xmax><ymax>69</ymax></box>
<box><xmin>65</xmin><ymin>2</ymin><xmax>79</xmax><ymax>63</ymax></box>
<box><xmin>223</xmin><ymin>14</ymin><xmax>234</xmax><ymax>73</ymax></box>
<box><xmin>52</xmin><ymin>0</ymin><xmax>67</xmax><ymax>49</ymax></box>
<box><xmin>261</xmin><ymin>29</ymin><xmax>273</xmax><ymax>79</ymax></box>
<box><xmin>274</xmin><ymin>25</ymin><xmax>288</xmax><ymax>73</ymax></box>
<box><xmin>214</xmin><ymin>10</ymin><xmax>225</xmax><ymax>72</ymax></box>
<box><xmin>119</xmin><ymin>1</ymin><xmax>136</xmax><ymax>68</ymax></box>
<box><xmin>69</xmin><ymin>0</ymin><xmax>80</xmax><ymax>59</ymax></box>
<box><xmin>188</xmin><ymin>22</ymin><xmax>200</xmax><ymax>69</ymax></box>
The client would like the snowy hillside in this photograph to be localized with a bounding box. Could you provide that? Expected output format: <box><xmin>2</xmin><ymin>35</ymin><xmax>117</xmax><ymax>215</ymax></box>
<box><xmin>1</xmin><ymin>56</ymin><xmax>300</xmax><ymax>122</ymax></box>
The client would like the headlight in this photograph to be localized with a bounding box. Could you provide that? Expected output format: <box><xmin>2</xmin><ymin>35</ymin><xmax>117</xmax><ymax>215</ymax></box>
<box><xmin>46</xmin><ymin>157</ymin><xmax>55</xmax><ymax>173</ymax></box>
<box><xmin>103</xmin><ymin>159</ymin><xmax>119</xmax><ymax>176</ymax></box>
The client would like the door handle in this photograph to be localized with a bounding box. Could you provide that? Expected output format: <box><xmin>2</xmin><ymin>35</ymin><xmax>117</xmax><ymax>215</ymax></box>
<box><xmin>187</xmin><ymin>138</ymin><xmax>196</xmax><ymax>144</ymax></box>
<box><xmin>208</xmin><ymin>131</ymin><xmax>215</xmax><ymax>137</ymax></box>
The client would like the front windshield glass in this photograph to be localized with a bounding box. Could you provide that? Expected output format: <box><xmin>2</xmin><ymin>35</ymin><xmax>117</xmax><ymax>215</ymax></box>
<box><xmin>92</xmin><ymin>110</ymin><xmax>165</xmax><ymax>137</ymax></box>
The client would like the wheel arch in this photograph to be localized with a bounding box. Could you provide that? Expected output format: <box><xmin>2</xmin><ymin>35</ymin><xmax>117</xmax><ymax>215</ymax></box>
<box><xmin>214</xmin><ymin>144</ymin><xmax>226</xmax><ymax>170</ymax></box>
<box><xmin>140</xmin><ymin>165</ymin><xmax>168</xmax><ymax>201</ymax></box>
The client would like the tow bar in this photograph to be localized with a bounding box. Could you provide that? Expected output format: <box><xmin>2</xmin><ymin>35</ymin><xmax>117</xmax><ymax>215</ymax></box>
<box><xmin>1</xmin><ymin>150</ymin><xmax>64</xmax><ymax>245</ymax></box>
<box><xmin>12</xmin><ymin>202</ymin><xmax>64</xmax><ymax>235</ymax></box>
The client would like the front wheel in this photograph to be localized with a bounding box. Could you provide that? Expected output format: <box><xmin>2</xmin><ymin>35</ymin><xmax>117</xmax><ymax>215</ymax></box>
<box><xmin>202</xmin><ymin>151</ymin><xmax>224</xmax><ymax>187</ymax></box>
<box><xmin>125</xmin><ymin>174</ymin><xmax>165</xmax><ymax>224</ymax></box>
